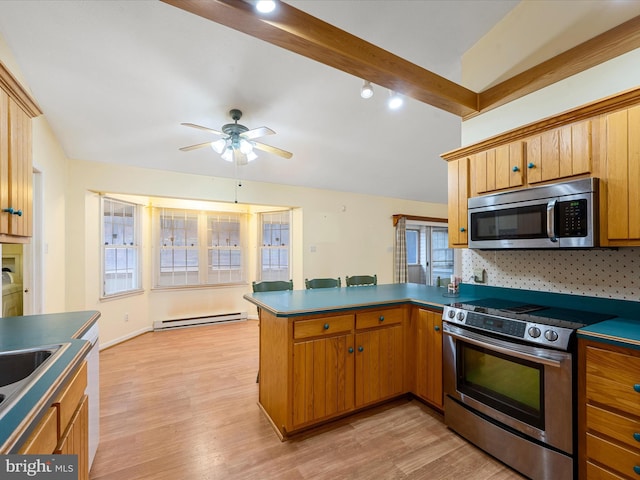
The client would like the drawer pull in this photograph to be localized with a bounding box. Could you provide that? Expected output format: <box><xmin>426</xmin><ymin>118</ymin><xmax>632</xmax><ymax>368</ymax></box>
<box><xmin>634</xmin><ymin>432</ymin><xmax>640</xmax><ymax>442</ymax></box>
<box><xmin>323</xmin><ymin>323</ymin><xmax>329</xmax><ymax>330</ymax></box>
<box><xmin>379</xmin><ymin>315</ymin><xmax>384</xmax><ymax>322</ymax></box>
<box><xmin>634</xmin><ymin>465</ymin><xmax>640</xmax><ymax>475</ymax></box>
<box><xmin>634</xmin><ymin>384</ymin><xmax>640</xmax><ymax>393</ymax></box>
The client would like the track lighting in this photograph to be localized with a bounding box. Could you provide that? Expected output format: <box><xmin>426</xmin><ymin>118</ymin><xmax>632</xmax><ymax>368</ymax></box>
<box><xmin>360</xmin><ymin>80</ymin><xmax>374</xmax><ymax>99</ymax></box>
<box><xmin>255</xmin><ymin>0</ymin><xmax>276</xmax><ymax>13</ymax></box>
<box><xmin>387</xmin><ymin>90</ymin><xmax>403</xmax><ymax>110</ymax></box>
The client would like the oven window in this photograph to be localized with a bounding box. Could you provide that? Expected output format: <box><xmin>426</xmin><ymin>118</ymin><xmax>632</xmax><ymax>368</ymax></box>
<box><xmin>457</xmin><ymin>341</ymin><xmax>544</xmax><ymax>430</ymax></box>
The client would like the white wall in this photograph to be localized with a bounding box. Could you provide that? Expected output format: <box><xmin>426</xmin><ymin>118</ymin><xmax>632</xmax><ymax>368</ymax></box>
<box><xmin>461</xmin><ymin>5</ymin><xmax>640</xmax><ymax>301</ymax></box>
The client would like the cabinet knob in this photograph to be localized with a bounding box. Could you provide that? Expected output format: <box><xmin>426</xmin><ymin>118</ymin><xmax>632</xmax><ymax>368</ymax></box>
<box><xmin>379</xmin><ymin>315</ymin><xmax>384</xmax><ymax>322</ymax></box>
<box><xmin>323</xmin><ymin>323</ymin><xmax>330</xmax><ymax>330</ymax></box>
<box><xmin>528</xmin><ymin>162</ymin><xmax>535</xmax><ymax>169</ymax></box>
<box><xmin>460</xmin><ymin>227</ymin><xmax>466</xmax><ymax>232</ymax></box>
<box><xmin>512</xmin><ymin>166</ymin><xmax>519</xmax><ymax>172</ymax></box>
<box><xmin>348</xmin><ymin>347</ymin><xmax>354</xmax><ymax>354</ymax></box>
<box><xmin>634</xmin><ymin>384</ymin><xmax>640</xmax><ymax>393</ymax></box>
<box><xmin>634</xmin><ymin>465</ymin><xmax>640</xmax><ymax>475</ymax></box>
<box><xmin>434</xmin><ymin>325</ymin><xmax>440</xmax><ymax>331</ymax></box>
<box><xmin>358</xmin><ymin>346</ymin><xmax>364</xmax><ymax>352</ymax></box>
<box><xmin>634</xmin><ymin>432</ymin><xmax>640</xmax><ymax>442</ymax></box>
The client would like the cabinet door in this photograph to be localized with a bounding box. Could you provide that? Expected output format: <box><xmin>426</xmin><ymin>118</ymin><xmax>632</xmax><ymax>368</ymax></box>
<box><xmin>355</xmin><ymin>324</ymin><xmax>403</xmax><ymax>407</ymax></box>
<box><xmin>447</xmin><ymin>158</ymin><xmax>468</xmax><ymax>247</ymax></box>
<box><xmin>291</xmin><ymin>333</ymin><xmax>354</xmax><ymax>427</ymax></box>
<box><xmin>605</xmin><ymin>107</ymin><xmax>640</xmax><ymax>241</ymax></box>
<box><xmin>473</xmin><ymin>142</ymin><xmax>523</xmax><ymax>195</ymax></box>
<box><xmin>0</xmin><ymin>91</ymin><xmax>32</xmax><ymax>238</ymax></box>
<box><xmin>527</xmin><ymin>120</ymin><xmax>592</xmax><ymax>185</ymax></box>
<box><xmin>56</xmin><ymin>395</ymin><xmax>89</xmax><ymax>480</ymax></box>
<box><xmin>414</xmin><ymin>309</ymin><xmax>443</xmax><ymax>409</ymax></box>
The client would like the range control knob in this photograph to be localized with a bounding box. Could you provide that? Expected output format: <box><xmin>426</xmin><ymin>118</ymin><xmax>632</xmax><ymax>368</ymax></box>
<box><xmin>448</xmin><ymin>309</ymin><xmax>456</xmax><ymax>319</ymax></box>
<box><xmin>544</xmin><ymin>330</ymin><xmax>559</xmax><ymax>342</ymax></box>
<box><xmin>457</xmin><ymin>311</ymin><xmax>465</xmax><ymax>321</ymax></box>
<box><xmin>528</xmin><ymin>326</ymin><xmax>541</xmax><ymax>338</ymax></box>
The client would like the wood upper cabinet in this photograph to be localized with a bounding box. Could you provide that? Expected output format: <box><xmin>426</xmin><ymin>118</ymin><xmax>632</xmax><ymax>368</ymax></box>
<box><xmin>448</xmin><ymin>157</ymin><xmax>469</xmax><ymax>247</ymax></box>
<box><xmin>412</xmin><ymin>308</ymin><xmax>443</xmax><ymax>410</ymax></box>
<box><xmin>526</xmin><ymin>119</ymin><xmax>592</xmax><ymax>185</ymax></box>
<box><xmin>0</xmin><ymin>63</ymin><xmax>39</xmax><ymax>242</ymax></box>
<box><xmin>473</xmin><ymin>141</ymin><xmax>524</xmax><ymax>195</ymax></box>
<box><xmin>604</xmin><ymin>106</ymin><xmax>640</xmax><ymax>243</ymax></box>
<box><xmin>579</xmin><ymin>339</ymin><xmax>640</xmax><ymax>480</ymax></box>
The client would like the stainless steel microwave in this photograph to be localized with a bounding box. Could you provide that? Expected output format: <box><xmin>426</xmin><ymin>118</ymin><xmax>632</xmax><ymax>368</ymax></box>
<box><xmin>468</xmin><ymin>178</ymin><xmax>599</xmax><ymax>249</ymax></box>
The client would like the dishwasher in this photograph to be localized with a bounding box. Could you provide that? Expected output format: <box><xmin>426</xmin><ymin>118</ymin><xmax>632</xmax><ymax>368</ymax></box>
<box><xmin>80</xmin><ymin>322</ymin><xmax>100</xmax><ymax>469</ymax></box>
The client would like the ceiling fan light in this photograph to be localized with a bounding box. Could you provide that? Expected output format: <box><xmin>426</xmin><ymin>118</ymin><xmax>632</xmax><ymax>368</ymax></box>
<box><xmin>221</xmin><ymin>148</ymin><xmax>233</xmax><ymax>162</ymax></box>
<box><xmin>360</xmin><ymin>80</ymin><xmax>373</xmax><ymax>99</ymax></box>
<box><xmin>239</xmin><ymin>138</ymin><xmax>253</xmax><ymax>154</ymax></box>
<box><xmin>388</xmin><ymin>90</ymin><xmax>404</xmax><ymax>110</ymax></box>
<box><xmin>211</xmin><ymin>138</ymin><xmax>227</xmax><ymax>154</ymax></box>
<box><xmin>246</xmin><ymin>151</ymin><xmax>258</xmax><ymax>162</ymax></box>
<box><xmin>255</xmin><ymin>0</ymin><xmax>276</xmax><ymax>13</ymax></box>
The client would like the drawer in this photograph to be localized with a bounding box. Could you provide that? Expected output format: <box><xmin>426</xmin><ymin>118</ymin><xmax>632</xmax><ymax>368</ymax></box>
<box><xmin>294</xmin><ymin>315</ymin><xmax>354</xmax><ymax>340</ymax></box>
<box><xmin>586</xmin><ymin>347</ymin><xmax>640</xmax><ymax>416</ymax></box>
<box><xmin>356</xmin><ymin>308</ymin><xmax>403</xmax><ymax>330</ymax></box>
<box><xmin>586</xmin><ymin>433</ymin><xmax>640</xmax><ymax>478</ymax></box>
<box><xmin>586</xmin><ymin>461</ymin><xmax>626</xmax><ymax>480</ymax></box>
<box><xmin>54</xmin><ymin>361</ymin><xmax>87</xmax><ymax>435</ymax></box>
<box><xmin>587</xmin><ymin>404</ymin><xmax>640</xmax><ymax>451</ymax></box>
<box><xmin>18</xmin><ymin>406</ymin><xmax>58</xmax><ymax>454</ymax></box>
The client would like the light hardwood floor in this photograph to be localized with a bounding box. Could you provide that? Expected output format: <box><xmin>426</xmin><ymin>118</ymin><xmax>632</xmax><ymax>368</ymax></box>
<box><xmin>90</xmin><ymin>320</ymin><xmax>525</xmax><ymax>480</ymax></box>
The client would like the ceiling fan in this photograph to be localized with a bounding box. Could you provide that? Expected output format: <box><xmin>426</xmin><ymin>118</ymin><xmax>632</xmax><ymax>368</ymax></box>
<box><xmin>179</xmin><ymin>108</ymin><xmax>293</xmax><ymax>165</ymax></box>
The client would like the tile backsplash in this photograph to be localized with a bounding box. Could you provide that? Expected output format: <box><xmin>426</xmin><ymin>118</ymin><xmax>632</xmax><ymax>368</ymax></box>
<box><xmin>461</xmin><ymin>248</ymin><xmax>640</xmax><ymax>301</ymax></box>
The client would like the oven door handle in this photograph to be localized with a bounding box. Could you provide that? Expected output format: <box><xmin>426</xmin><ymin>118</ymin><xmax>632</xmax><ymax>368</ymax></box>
<box><xmin>443</xmin><ymin>323</ymin><xmax>570</xmax><ymax>368</ymax></box>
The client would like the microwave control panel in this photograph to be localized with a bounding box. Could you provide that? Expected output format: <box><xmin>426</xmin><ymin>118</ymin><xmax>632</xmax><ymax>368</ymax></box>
<box><xmin>556</xmin><ymin>199</ymin><xmax>587</xmax><ymax>237</ymax></box>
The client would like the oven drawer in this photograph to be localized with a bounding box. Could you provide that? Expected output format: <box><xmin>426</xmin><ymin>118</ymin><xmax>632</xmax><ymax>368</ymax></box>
<box><xmin>356</xmin><ymin>308</ymin><xmax>403</xmax><ymax>330</ymax></box>
<box><xmin>294</xmin><ymin>315</ymin><xmax>354</xmax><ymax>340</ymax></box>
<box><xmin>587</xmin><ymin>404</ymin><xmax>640</xmax><ymax>451</ymax></box>
<box><xmin>586</xmin><ymin>346</ymin><xmax>640</xmax><ymax>417</ymax></box>
<box><xmin>586</xmin><ymin>433</ymin><xmax>640</xmax><ymax>478</ymax></box>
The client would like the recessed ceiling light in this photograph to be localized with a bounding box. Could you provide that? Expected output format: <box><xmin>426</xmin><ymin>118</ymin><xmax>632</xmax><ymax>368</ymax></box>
<box><xmin>256</xmin><ymin>0</ymin><xmax>276</xmax><ymax>13</ymax></box>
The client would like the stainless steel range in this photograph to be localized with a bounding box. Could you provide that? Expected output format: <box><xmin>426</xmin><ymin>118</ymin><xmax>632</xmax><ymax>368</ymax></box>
<box><xmin>442</xmin><ymin>298</ymin><xmax>614</xmax><ymax>480</ymax></box>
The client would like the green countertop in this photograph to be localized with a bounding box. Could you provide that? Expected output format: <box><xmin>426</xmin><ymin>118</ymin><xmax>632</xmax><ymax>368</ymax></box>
<box><xmin>0</xmin><ymin>310</ymin><xmax>100</xmax><ymax>453</ymax></box>
<box><xmin>245</xmin><ymin>283</ymin><xmax>640</xmax><ymax>347</ymax></box>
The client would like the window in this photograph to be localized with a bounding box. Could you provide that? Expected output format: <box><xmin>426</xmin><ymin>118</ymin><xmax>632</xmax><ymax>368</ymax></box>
<box><xmin>406</xmin><ymin>229</ymin><xmax>419</xmax><ymax>265</ymax></box>
<box><xmin>259</xmin><ymin>211</ymin><xmax>290</xmax><ymax>281</ymax></box>
<box><xmin>102</xmin><ymin>197</ymin><xmax>141</xmax><ymax>297</ymax></box>
<box><xmin>406</xmin><ymin>224</ymin><xmax>453</xmax><ymax>286</ymax></box>
<box><xmin>155</xmin><ymin>208</ymin><xmax>245</xmax><ymax>287</ymax></box>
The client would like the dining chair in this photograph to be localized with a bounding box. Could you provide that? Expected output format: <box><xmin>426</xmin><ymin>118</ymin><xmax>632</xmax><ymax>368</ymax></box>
<box><xmin>305</xmin><ymin>277</ymin><xmax>341</xmax><ymax>289</ymax></box>
<box><xmin>252</xmin><ymin>279</ymin><xmax>294</xmax><ymax>292</ymax></box>
<box><xmin>345</xmin><ymin>274</ymin><xmax>377</xmax><ymax>287</ymax></box>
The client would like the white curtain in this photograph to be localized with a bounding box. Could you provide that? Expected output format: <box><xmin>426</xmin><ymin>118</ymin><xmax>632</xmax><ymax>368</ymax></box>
<box><xmin>394</xmin><ymin>216</ymin><xmax>408</xmax><ymax>283</ymax></box>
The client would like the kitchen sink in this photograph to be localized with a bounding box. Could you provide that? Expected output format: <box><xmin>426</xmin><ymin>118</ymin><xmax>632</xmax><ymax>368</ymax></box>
<box><xmin>0</xmin><ymin>344</ymin><xmax>69</xmax><ymax>418</ymax></box>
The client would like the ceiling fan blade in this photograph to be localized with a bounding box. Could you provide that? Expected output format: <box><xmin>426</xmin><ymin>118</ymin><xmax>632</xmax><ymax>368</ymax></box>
<box><xmin>179</xmin><ymin>141</ymin><xmax>213</xmax><ymax>152</ymax></box>
<box><xmin>181</xmin><ymin>122</ymin><xmax>224</xmax><ymax>136</ymax></box>
<box><xmin>241</xmin><ymin>126</ymin><xmax>275</xmax><ymax>140</ymax></box>
<box><xmin>253</xmin><ymin>141</ymin><xmax>293</xmax><ymax>159</ymax></box>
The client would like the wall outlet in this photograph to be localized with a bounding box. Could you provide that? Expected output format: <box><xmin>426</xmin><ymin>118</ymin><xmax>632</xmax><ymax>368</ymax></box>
<box><xmin>124</xmin><ymin>312</ymin><xmax>129</xmax><ymax>322</ymax></box>
<box><xmin>473</xmin><ymin>268</ymin><xmax>486</xmax><ymax>283</ymax></box>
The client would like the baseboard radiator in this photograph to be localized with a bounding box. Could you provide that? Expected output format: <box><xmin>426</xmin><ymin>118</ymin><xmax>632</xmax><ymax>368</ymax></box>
<box><xmin>153</xmin><ymin>311</ymin><xmax>248</xmax><ymax>331</ymax></box>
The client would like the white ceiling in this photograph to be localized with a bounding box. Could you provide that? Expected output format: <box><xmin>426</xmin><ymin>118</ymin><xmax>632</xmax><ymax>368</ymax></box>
<box><xmin>0</xmin><ymin>0</ymin><xmax>620</xmax><ymax>205</ymax></box>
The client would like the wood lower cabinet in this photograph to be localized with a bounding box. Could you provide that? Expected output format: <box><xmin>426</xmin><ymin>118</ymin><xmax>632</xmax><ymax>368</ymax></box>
<box><xmin>579</xmin><ymin>339</ymin><xmax>640</xmax><ymax>479</ymax></box>
<box><xmin>412</xmin><ymin>308</ymin><xmax>443</xmax><ymax>409</ymax></box>
<box><xmin>259</xmin><ymin>306</ymin><xmax>408</xmax><ymax>438</ymax></box>
<box><xmin>17</xmin><ymin>361</ymin><xmax>88</xmax><ymax>480</ymax></box>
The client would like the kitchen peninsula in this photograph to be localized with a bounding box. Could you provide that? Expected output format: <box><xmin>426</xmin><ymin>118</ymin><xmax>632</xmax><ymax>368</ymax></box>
<box><xmin>245</xmin><ymin>283</ymin><xmax>640</xmax><ymax>444</ymax></box>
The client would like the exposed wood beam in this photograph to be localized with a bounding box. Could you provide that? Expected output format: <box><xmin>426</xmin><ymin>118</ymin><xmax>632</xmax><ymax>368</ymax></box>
<box><xmin>392</xmin><ymin>214</ymin><xmax>447</xmax><ymax>227</ymax></box>
<box><xmin>160</xmin><ymin>0</ymin><xmax>479</xmax><ymax>117</ymax></box>
<box><xmin>474</xmin><ymin>15</ymin><xmax>640</xmax><ymax>119</ymax></box>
